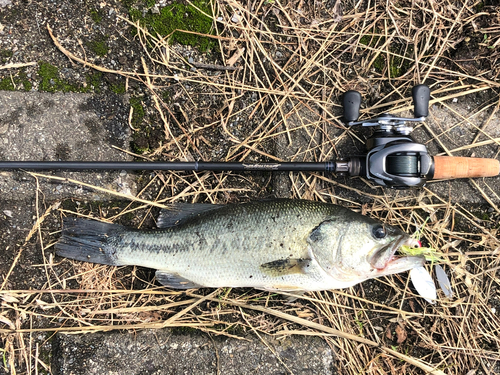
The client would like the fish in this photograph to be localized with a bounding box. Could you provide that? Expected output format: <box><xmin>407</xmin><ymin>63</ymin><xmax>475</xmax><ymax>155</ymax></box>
<box><xmin>55</xmin><ymin>199</ymin><xmax>424</xmax><ymax>292</ymax></box>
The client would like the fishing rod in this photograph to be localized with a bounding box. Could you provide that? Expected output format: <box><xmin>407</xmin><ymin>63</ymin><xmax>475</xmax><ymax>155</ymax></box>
<box><xmin>1</xmin><ymin>85</ymin><xmax>498</xmax><ymax>189</ymax></box>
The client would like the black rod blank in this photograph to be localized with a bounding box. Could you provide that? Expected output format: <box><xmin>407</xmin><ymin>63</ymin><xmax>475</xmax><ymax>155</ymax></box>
<box><xmin>0</xmin><ymin>161</ymin><xmax>336</xmax><ymax>173</ymax></box>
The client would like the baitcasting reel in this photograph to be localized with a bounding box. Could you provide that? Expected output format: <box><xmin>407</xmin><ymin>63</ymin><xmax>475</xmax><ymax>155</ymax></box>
<box><xmin>338</xmin><ymin>85</ymin><xmax>433</xmax><ymax>188</ymax></box>
<box><xmin>338</xmin><ymin>85</ymin><xmax>499</xmax><ymax>188</ymax></box>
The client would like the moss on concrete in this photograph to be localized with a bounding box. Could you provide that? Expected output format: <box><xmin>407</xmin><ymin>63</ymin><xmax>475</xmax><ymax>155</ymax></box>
<box><xmin>111</xmin><ymin>82</ymin><xmax>126</xmax><ymax>94</ymax></box>
<box><xmin>129</xmin><ymin>0</ymin><xmax>216</xmax><ymax>52</ymax></box>
<box><xmin>0</xmin><ymin>77</ymin><xmax>15</xmax><ymax>90</ymax></box>
<box><xmin>90</xmin><ymin>7</ymin><xmax>103</xmax><ymax>23</ymax></box>
<box><xmin>129</xmin><ymin>96</ymin><xmax>150</xmax><ymax>153</ymax></box>
<box><xmin>360</xmin><ymin>32</ymin><xmax>410</xmax><ymax>78</ymax></box>
<box><xmin>0</xmin><ymin>49</ymin><xmax>13</xmax><ymax>58</ymax></box>
<box><xmin>88</xmin><ymin>36</ymin><xmax>110</xmax><ymax>57</ymax></box>
<box><xmin>37</xmin><ymin>62</ymin><xmax>103</xmax><ymax>93</ymax></box>
<box><xmin>128</xmin><ymin>96</ymin><xmax>164</xmax><ymax>154</ymax></box>
<box><xmin>388</xmin><ymin>53</ymin><xmax>410</xmax><ymax>78</ymax></box>
<box><xmin>38</xmin><ymin>61</ymin><xmax>71</xmax><ymax>92</ymax></box>
<box><xmin>129</xmin><ymin>96</ymin><xmax>145</xmax><ymax>127</ymax></box>
<box><xmin>22</xmin><ymin>78</ymin><xmax>32</xmax><ymax>91</ymax></box>
<box><xmin>86</xmin><ymin>71</ymin><xmax>103</xmax><ymax>93</ymax></box>
<box><xmin>1</xmin><ymin>49</ymin><xmax>13</xmax><ymax>64</ymax></box>
<box><xmin>0</xmin><ymin>69</ymin><xmax>33</xmax><ymax>91</ymax></box>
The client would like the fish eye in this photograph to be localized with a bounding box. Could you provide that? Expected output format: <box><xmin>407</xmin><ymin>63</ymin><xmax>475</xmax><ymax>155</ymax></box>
<box><xmin>372</xmin><ymin>225</ymin><xmax>387</xmax><ymax>239</ymax></box>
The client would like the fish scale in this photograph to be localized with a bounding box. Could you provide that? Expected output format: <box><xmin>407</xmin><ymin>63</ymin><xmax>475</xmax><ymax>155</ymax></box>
<box><xmin>111</xmin><ymin>201</ymin><xmax>322</xmax><ymax>289</ymax></box>
<box><xmin>55</xmin><ymin>199</ymin><xmax>425</xmax><ymax>292</ymax></box>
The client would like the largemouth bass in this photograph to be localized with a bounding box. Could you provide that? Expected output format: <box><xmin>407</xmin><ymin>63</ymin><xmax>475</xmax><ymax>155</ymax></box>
<box><xmin>55</xmin><ymin>199</ymin><xmax>424</xmax><ymax>292</ymax></box>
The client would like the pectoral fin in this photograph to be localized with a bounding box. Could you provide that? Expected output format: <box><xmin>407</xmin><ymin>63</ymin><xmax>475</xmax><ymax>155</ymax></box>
<box><xmin>260</xmin><ymin>258</ymin><xmax>311</xmax><ymax>277</ymax></box>
<box><xmin>155</xmin><ymin>271</ymin><xmax>202</xmax><ymax>289</ymax></box>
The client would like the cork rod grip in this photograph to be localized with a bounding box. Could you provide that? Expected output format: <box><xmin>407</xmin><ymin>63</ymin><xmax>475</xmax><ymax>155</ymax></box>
<box><xmin>432</xmin><ymin>156</ymin><xmax>500</xmax><ymax>179</ymax></box>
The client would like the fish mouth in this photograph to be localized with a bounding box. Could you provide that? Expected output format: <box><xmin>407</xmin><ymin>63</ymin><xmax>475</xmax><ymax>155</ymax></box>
<box><xmin>370</xmin><ymin>237</ymin><xmax>424</xmax><ymax>274</ymax></box>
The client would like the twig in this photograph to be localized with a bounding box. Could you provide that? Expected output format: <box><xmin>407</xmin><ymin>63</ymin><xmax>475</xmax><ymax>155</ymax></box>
<box><xmin>191</xmin><ymin>62</ymin><xmax>237</xmax><ymax>71</ymax></box>
<box><xmin>0</xmin><ymin>62</ymin><xmax>37</xmax><ymax>70</ymax></box>
<box><xmin>27</xmin><ymin>172</ymin><xmax>169</xmax><ymax>209</ymax></box>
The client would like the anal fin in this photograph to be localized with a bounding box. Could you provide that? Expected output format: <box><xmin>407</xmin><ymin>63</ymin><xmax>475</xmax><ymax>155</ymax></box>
<box><xmin>155</xmin><ymin>271</ymin><xmax>202</xmax><ymax>289</ymax></box>
<box><xmin>284</xmin><ymin>291</ymin><xmax>306</xmax><ymax>303</ymax></box>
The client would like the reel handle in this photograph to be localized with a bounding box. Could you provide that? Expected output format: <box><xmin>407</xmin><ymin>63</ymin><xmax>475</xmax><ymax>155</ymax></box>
<box><xmin>432</xmin><ymin>156</ymin><xmax>500</xmax><ymax>179</ymax></box>
<box><xmin>412</xmin><ymin>84</ymin><xmax>430</xmax><ymax>118</ymax></box>
<box><xmin>343</xmin><ymin>90</ymin><xmax>362</xmax><ymax>122</ymax></box>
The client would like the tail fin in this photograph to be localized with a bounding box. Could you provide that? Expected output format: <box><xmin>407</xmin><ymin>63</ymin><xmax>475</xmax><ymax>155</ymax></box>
<box><xmin>55</xmin><ymin>218</ymin><xmax>126</xmax><ymax>266</ymax></box>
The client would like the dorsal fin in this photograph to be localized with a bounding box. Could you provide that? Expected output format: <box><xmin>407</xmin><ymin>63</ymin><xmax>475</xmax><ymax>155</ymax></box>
<box><xmin>157</xmin><ymin>203</ymin><xmax>223</xmax><ymax>228</ymax></box>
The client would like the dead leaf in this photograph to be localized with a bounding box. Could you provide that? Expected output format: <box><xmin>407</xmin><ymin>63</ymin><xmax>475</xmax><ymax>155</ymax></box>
<box><xmin>227</xmin><ymin>47</ymin><xmax>245</xmax><ymax>66</ymax></box>
<box><xmin>36</xmin><ymin>299</ymin><xmax>54</xmax><ymax>310</ymax></box>
<box><xmin>227</xmin><ymin>37</ymin><xmax>238</xmax><ymax>52</ymax></box>
<box><xmin>296</xmin><ymin>309</ymin><xmax>315</xmax><ymax>318</ymax></box>
<box><xmin>1</xmin><ymin>294</ymin><xmax>19</xmax><ymax>303</ymax></box>
<box><xmin>395</xmin><ymin>324</ymin><xmax>407</xmax><ymax>344</ymax></box>
<box><xmin>385</xmin><ymin>325</ymin><xmax>393</xmax><ymax>340</ymax></box>
<box><xmin>138</xmin><ymin>311</ymin><xmax>162</xmax><ymax>322</ymax></box>
<box><xmin>0</xmin><ymin>314</ymin><xmax>15</xmax><ymax>330</ymax></box>
<box><xmin>331</xmin><ymin>0</ymin><xmax>343</xmax><ymax>23</ymax></box>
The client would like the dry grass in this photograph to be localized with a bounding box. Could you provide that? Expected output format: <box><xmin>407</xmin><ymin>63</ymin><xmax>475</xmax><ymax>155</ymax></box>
<box><xmin>2</xmin><ymin>0</ymin><xmax>500</xmax><ymax>374</ymax></box>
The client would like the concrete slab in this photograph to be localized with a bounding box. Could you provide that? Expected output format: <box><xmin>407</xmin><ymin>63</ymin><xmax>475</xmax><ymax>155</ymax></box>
<box><xmin>53</xmin><ymin>329</ymin><xmax>335</xmax><ymax>375</ymax></box>
<box><xmin>0</xmin><ymin>91</ymin><xmax>135</xmax><ymax>200</ymax></box>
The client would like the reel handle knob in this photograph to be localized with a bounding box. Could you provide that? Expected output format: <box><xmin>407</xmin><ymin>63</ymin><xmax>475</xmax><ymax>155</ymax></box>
<box><xmin>343</xmin><ymin>90</ymin><xmax>362</xmax><ymax>123</ymax></box>
<box><xmin>412</xmin><ymin>84</ymin><xmax>430</xmax><ymax>118</ymax></box>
